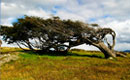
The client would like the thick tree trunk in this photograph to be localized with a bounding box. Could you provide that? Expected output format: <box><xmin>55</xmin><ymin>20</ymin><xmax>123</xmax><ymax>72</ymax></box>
<box><xmin>94</xmin><ymin>42</ymin><xmax>116</xmax><ymax>58</ymax></box>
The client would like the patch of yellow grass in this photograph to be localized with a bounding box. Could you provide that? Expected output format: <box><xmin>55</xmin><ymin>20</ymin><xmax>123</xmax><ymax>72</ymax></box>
<box><xmin>0</xmin><ymin>47</ymin><xmax>22</xmax><ymax>53</ymax></box>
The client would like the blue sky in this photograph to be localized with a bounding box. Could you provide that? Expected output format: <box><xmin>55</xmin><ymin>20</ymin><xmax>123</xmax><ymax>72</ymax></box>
<box><xmin>1</xmin><ymin>0</ymin><xmax>130</xmax><ymax>51</ymax></box>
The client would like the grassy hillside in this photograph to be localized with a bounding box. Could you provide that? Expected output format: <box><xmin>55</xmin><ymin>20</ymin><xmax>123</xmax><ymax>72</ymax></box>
<box><xmin>0</xmin><ymin>47</ymin><xmax>130</xmax><ymax>80</ymax></box>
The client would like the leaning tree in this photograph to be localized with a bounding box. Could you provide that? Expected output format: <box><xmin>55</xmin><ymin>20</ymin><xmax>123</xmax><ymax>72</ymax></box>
<box><xmin>0</xmin><ymin>16</ymin><xmax>126</xmax><ymax>58</ymax></box>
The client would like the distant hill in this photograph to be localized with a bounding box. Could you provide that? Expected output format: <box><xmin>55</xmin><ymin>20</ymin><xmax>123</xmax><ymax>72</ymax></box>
<box><xmin>124</xmin><ymin>50</ymin><xmax>130</xmax><ymax>52</ymax></box>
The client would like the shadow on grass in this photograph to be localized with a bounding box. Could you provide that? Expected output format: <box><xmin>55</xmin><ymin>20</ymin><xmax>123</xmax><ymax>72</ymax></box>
<box><xmin>21</xmin><ymin>50</ymin><xmax>104</xmax><ymax>59</ymax></box>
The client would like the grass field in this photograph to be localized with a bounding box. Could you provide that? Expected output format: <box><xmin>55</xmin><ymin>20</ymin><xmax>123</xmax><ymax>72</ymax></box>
<box><xmin>0</xmin><ymin>47</ymin><xmax>130</xmax><ymax>80</ymax></box>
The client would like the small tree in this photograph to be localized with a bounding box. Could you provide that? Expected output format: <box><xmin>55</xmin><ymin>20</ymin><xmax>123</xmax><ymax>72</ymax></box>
<box><xmin>0</xmin><ymin>16</ymin><xmax>126</xmax><ymax>58</ymax></box>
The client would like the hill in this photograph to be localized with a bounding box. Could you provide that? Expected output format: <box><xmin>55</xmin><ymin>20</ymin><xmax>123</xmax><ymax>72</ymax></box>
<box><xmin>0</xmin><ymin>47</ymin><xmax>130</xmax><ymax>80</ymax></box>
<box><xmin>124</xmin><ymin>50</ymin><xmax>130</xmax><ymax>52</ymax></box>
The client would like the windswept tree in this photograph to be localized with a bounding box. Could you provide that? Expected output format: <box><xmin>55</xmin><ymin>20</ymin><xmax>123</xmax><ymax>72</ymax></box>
<box><xmin>0</xmin><ymin>15</ymin><xmax>126</xmax><ymax>58</ymax></box>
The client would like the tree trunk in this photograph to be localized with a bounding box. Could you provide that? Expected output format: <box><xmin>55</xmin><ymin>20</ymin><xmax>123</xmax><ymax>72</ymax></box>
<box><xmin>16</xmin><ymin>42</ymin><xmax>29</xmax><ymax>51</ymax></box>
<box><xmin>25</xmin><ymin>40</ymin><xmax>34</xmax><ymax>51</ymax></box>
<box><xmin>94</xmin><ymin>42</ymin><xmax>116</xmax><ymax>58</ymax></box>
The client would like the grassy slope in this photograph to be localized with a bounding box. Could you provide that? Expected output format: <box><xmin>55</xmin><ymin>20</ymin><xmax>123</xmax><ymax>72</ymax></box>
<box><xmin>1</xmin><ymin>47</ymin><xmax>130</xmax><ymax>80</ymax></box>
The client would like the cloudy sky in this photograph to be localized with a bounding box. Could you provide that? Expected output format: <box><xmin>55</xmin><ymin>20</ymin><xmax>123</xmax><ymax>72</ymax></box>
<box><xmin>1</xmin><ymin>0</ymin><xmax>130</xmax><ymax>51</ymax></box>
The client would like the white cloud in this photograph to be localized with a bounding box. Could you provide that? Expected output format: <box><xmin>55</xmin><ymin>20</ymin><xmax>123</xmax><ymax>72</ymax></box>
<box><xmin>56</xmin><ymin>10</ymin><xmax>86</xmax><ymax>22</ymax></box>
<box><xmin>1</xmin><ymin>2</ymin><xmax>26</xmax><ymax>18</ymax></box>
<box><xmin>1</xmin><ymin>0</ymin><xmax>67</xmax><ymax>10</ymax></box>
<box><xmin>1</xmin><ymin>18</ymin><xmax>15</xmax><ymax>26</ymax></box>
<box><xmin>115</xmin><ymin>43</ymin><xmax>130</xmax><ymax>51</ymax></box>
<box><xmin>27</xmin><ymin>8</ymin><xmax>50</xmax><ymax>19</ymax></box>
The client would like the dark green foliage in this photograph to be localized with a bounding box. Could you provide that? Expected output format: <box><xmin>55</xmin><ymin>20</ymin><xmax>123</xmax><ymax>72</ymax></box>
<box><xmin>0</xmin><ymin>16</ymin><xmax>86</xmax><ymax>51</ymax></box>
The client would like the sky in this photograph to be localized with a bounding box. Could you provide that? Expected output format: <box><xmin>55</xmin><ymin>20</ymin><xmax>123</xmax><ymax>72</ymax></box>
<box><xmin>1</xmin><ymin>0</ymin><xmax>130</xmax><ymax>51</ymax></box>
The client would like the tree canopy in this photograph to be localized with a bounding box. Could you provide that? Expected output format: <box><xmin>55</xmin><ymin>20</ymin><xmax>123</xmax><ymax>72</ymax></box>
<box><xmin>0</xmin><ymin>16</ymin><xmax>127</xmax><ymax>58</ymax></box>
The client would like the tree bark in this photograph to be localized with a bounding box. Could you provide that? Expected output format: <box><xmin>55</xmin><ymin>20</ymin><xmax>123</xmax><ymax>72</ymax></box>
<box><xmin>94</xmin><ymin>42</ymin><xmax>116</xmax><ymax>58</ymax></box>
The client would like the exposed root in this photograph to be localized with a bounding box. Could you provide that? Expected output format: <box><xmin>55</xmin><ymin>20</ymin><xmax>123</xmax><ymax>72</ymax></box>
<box><xmin>115</xmin><ymin>51</ymin><xmax>127</xmax><ymax>57</ymax></box>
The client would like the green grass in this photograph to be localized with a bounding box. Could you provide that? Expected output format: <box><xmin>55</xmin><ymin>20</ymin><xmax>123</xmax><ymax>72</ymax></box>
<box><xmin>1</xmin><ymin>47</ymin><xmax>130</xmax><ymax>80</ymax></box>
